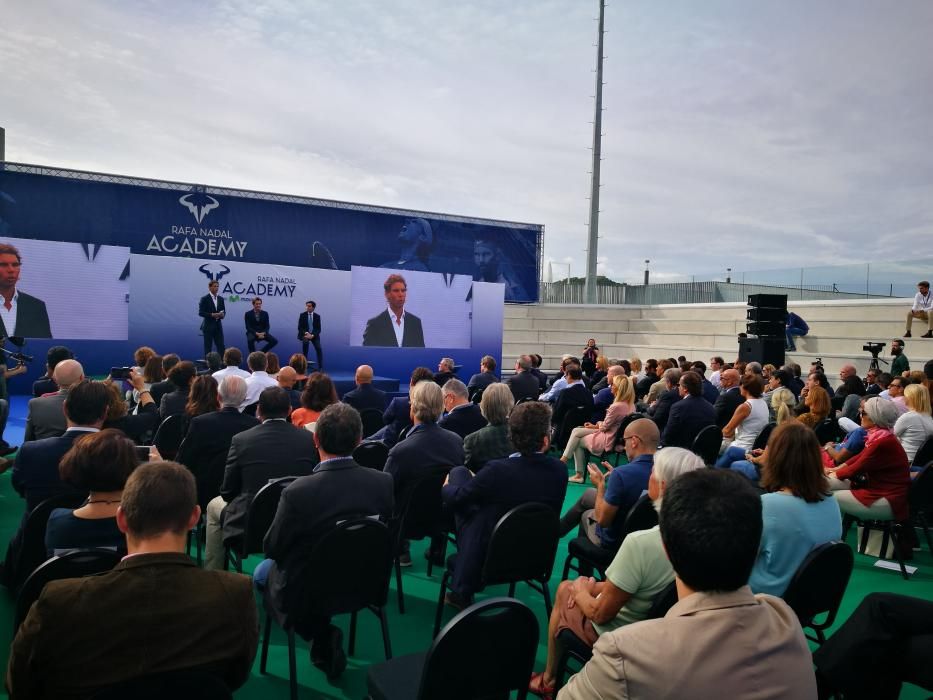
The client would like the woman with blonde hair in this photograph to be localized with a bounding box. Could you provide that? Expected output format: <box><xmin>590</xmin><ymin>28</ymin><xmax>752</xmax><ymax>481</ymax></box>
<box><xmin>893</xmin><ymin>383</ymin><xmax>933</xmax><ymax>463</ymax></box>
<box><xmin>630</xmin><ymin>357</ymin><xmax>644</xmax><ymax>382</ymax></box>
<box><xmin>564</xmin><ymin>375</ymin><xmax>635</xmax><ymax>483</ymax></box>
<box><xmin>770</xmin><ymin>387</ymin><xmax>796</xmax><ymax>425</ymax></box>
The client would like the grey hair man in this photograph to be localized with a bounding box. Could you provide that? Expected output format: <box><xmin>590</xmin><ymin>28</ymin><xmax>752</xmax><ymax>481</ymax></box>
<box><xmin>439</xmin><ymin>378</ymin><xmax>488</xmax><ymax>439</ymax></box>
<box><xmin>23</xmin><ymin>358</ymin><xmax>86</xmax><ymax>442</ymax></box>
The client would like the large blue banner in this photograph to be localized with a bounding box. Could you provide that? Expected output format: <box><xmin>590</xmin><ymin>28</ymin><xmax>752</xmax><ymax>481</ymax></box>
<box><xmin>0</xmin><ymin>165</ymin><xmax>541</xmax><ymax>303</ymax></box>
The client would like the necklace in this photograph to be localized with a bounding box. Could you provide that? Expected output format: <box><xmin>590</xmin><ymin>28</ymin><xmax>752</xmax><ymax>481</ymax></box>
<box><xmin>85</xmin><ymin>498</ymin><xmax>121</xmax><ymax>505</ymax></box>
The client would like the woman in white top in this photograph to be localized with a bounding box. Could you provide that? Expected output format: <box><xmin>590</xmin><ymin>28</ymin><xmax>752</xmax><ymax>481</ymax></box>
<box><xmin>894</xmin><ymin>383</ymin><xmax>933</xmax><ymax>464</ymax></box>
<box><xmin>723</xmin><ymin>374</ymin><xmax>769</xmax><ymax>451</ymax></box>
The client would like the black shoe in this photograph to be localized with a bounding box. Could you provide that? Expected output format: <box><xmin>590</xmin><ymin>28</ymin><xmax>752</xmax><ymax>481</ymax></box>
<box><xmin>923</xmin><ymin>331</ymin><xmax>933</xmax><ymax>339</ymax></box>
<box><xmin>398</xmin><ymin>552</ymin><xmax>412</xmax><ymax>567</ymax></box>
<box><xmin>444</xmin><ymin>591</ymin><xmax>472</xmax><ymax>611</ymax></box>
<box><xmin>904</xmin><ymin>331</ymin><xmax>912</xmax><ymax>338</ymax></box>
<box><xmin>325</xmin><ymin>625</ymin><xmax>346</xmax><ymax>680</ymax></box>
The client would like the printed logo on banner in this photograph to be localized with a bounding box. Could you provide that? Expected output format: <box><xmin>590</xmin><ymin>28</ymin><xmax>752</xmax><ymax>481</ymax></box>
<box><xmin>198</xmin><ymin>263</ymin><xmax>232</xmax><ymax>282</ymax></box>
<box><xmin>179</xmin><ymin>194</ymin><xmax>220</xmax><ymax>224</ymax></box>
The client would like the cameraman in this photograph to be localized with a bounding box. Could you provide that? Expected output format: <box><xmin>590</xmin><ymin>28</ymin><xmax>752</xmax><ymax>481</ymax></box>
<box><xmin>0</xmin><ymin>338</ymin><xmax>28</xmax><ymax>457</ymax></box>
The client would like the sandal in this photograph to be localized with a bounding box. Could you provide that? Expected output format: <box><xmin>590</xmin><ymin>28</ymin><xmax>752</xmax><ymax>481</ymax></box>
<box><xmin>529</xmin><ymin>671</ymin><xmax>555</xmax><ymax>699</ymax></box>
<box><xmin>568</xmin><ymin>474</ymin><xmax>584</xmax><ymax>484</ymax></box>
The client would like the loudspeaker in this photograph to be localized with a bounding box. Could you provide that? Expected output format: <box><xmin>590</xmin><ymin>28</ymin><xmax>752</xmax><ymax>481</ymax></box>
<box><xmin>748</xmin><ymin>294</ymin><xmax>788</xmax><ymax>308</ymax></box>
<box><xmin>746</xmin><ymin>321</ymin><xmax>785</xmax><ymax>336</ymax></box>
<box><xmin>746</xmin><ymin>307</ymin><xmax>787</xmax><ymax>323</ymax></box>
<box><xmin>738</xmin><ymin>337</ymin><xmax>785</xmax><ymax>367</ymax></box>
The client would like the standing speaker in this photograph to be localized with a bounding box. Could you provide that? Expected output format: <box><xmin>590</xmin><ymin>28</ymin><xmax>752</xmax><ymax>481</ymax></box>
<box><xmin>738</xmin><ymin>337</ymin><xmax>785</xmax><ymax>367</ymax></box>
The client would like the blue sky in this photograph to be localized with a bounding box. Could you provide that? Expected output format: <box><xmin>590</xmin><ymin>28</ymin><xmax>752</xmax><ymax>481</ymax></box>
<box><xmin>2</xmin><ymin>0</ymin><xmax>931</xmax><ymax>284</ymax></box>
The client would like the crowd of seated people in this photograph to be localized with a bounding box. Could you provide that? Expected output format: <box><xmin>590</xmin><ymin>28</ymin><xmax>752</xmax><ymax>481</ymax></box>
<box><xmin>2</xmin><ymin>340</ymin><xmax>933</xmax><ymax>698</ymax></box>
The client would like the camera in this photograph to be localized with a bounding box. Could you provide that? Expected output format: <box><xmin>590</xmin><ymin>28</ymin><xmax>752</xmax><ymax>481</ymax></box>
<box><xmin>110</xmin><ymin>367</ymin><xmax>133</xmax><ymax>380</ymax></box>
<box><xmin>862</xmin><ymin>342</ymin><xmax>885</xmax><ymax>357</ymax></box>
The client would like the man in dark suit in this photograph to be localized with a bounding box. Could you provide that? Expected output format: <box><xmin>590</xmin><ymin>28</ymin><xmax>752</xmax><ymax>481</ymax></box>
<box><xmin>505</xmin><ymin>356</ymin><xmax>540</xmax><ymax>402</ymax></box>
<box><xmin>648</xmin><ymin>368</ymin><xmax>683</xmax><ymax>433</ymax></box>
<box><xmin>342</xmin><ymin>364</ymin><xmax>387</xmax><ymax>413</ymax></box>
<box><xmin>23</xmin><ymin>358</ymin><xmax>84</xmax><ymax>442</ymax></box>
<box><xmin>148</xmin><ymin>353</ymin><xmax>180</xmax><ymax>407</ymax></box>
<box><xmin>244</xmin><ymin>297</ymin><xmax>278</xmax><ymax>353</ymax></box>
<box><xmin>466</xmin><ymin>355</ymin><xmax>498</xmax><ymax>398</ymax></box>
<box><xmin>439</xmin><ymin>378</ymin><xmax>487</xmax><ymax>439</ymax></box>
<box><xmin>384</xmin><ymin>380</ymin><xmax>463</xmax><ymax>566</ymax></box>
<box><xmin>691</xmin><ymin>360</ymin><xmax>720</xmax><ymax>404</ymax></box>
<box><xmin>714</xmin><ymin>368</ymin><xmax>744</xmax><ymax>428</ymax></box>
<box><xmin>552</xmin><ymin>365</ymin><xmax>594</xmax><ymax>434</ymax></box>
<box><xmin>31</xmin><ymin>346</ymin><xmax>73</xmax><ymax>397</ymax></box>
<box><xmin>442</xmin><ymin>401</ymin><xmax>567</xmax><ymax>607</ymax></box>
<box><xmin>203</xmin><ymin>387</ymin><xmax>318</xmax><ymax>570</ymax></box>
<box><xmin>297</xmin><ymin>300</ymin><xmax>323</xmax><ymax>370</ymax></box>
<box><xmin>369</xmin><ymin>367</ymin><xmax>434</xmax><ymax>446</ymax></box>
<box><xmin>198</xmin><ymin>279</ymin><xmax>226</xmax><ymax>357</ymax></box>
<box><xmin>0</xmin><ymin>243</ymin><xmax>52</xmax><ymax>339</ymax></box>
<box><xmin>634</xmin><ymin>359</ymin><xmax>659</xmax><ymax>401</ymax></box>
<box><xmin>7</xmin><ymin>461</ymin><xmax>258</xmax><ymax>698</ymax></box>
<box><xmin>433</xmin><ymin>357</ymin><xmax>457</xmax><ymax>387</ymax></box>
<box><xmin>4</xmin><ymin>379</ymin><xmax>110</xmax><ymax>589</ymax></box>
<box><xmin>662</xmin><ymin>370</ymin><xmax>716</xmax><ymax>448</ymax></box>
<box><xmin>256</xmin><ymin>403</ymin><xmax>394</xmax><ymax>679</ymax></box>
<box><xmin>276</xmin><ymin>366</ymin><xmax>302</xmax><ymax>409</ymax></box>
<box><xmin>362</xmin><ymin>273</ymin><xmax>425</xmax><ymax>347</ymax></box>
<box><xmin>176</xmin><ymin>375</ymin><xmax>258</xmax><ymax>508</ymax></box>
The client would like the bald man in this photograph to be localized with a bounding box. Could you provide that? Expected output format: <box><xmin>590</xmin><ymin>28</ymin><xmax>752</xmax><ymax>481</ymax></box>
<box><xmin>276</xmin><ymin>366</ymin><xmax>302</xmax><ymax>410</ymax></box>
<box><xmin>559</xmin><ymin>418</ymin><xmax>658</xmax><ymax>549</ymax></box>
<box><xmin>713</xmin><ymin>368</ymin><xmax>744</xmax><ymax>429</ymax></box>
<box><xmin>342</xmin><ymin>365</ymin><xmax>387</xmax><ymax>414</ymax></box>
<box><xmin>23</xmin><ymin>359</ymin><xmax>85</xmax><ymax>442</ymax></box>
<box><xmin>593</xmin><ymin>365</ymin><xmax>626</xmax><ymax>421</ymax></box>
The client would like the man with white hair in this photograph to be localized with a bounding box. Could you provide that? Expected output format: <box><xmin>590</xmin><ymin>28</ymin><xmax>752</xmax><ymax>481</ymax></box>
<box><xmin>439</xmin><ymin>378</ymin><xmax>487</xmax><ymax>439</ymax></box>
<box><xmin>176</xmin><ymin>375</ymin><xmax>259</xmax><ymax>507</ymax></box>
<box><xmin>433</xmin><ymin>357</ymin><xmax>457</xmax><ymax>387</ymax></box>
<box><xmin>23</xmin><ymin>358</ymin><xmax>85</xmax><ymax>442</ymax></box>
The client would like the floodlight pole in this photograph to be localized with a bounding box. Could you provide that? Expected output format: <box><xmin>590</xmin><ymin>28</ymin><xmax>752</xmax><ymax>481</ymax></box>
<box><xmin>584</xmin><ymin>0</ymin><xmax>606</xmax><ymax>305</ymax></box>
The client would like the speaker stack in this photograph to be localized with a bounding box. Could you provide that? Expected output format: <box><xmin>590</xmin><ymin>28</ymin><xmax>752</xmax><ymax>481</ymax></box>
<box><xmin>739</xmin><ymin>293</ymin><xmax>786</xmax><ymax>366</ymax></box>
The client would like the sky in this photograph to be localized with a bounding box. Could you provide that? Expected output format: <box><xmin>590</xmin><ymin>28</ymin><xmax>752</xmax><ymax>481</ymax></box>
<box><xmin>2</xmin><ymin>0</ymin><xmax>931</xmax><ymax>284</ymax></box>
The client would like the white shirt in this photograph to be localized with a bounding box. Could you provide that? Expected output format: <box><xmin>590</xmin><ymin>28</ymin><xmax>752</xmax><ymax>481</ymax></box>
<box><xmin>710</xmin><ymin>370</ymin><xmax>721</xmax><ymax>388</ymax></box>
<box><xmin>213</xmin><ymin>366</ymin><xmax>252</xmax><ymax>381</ymax></box>
<box><xmin>387</xmin><ymin>305</ymin><xmax>406</xmax><ymax>347</ymax></box>
<box><xmin>210</xmin><ymin>294</ymin><xmax>219</xmax><ymax>310</ymax></box>
<box><xmin>242</xmin><ymin>370</ymin><xmax>278</xmax><ymax>408</ymax></box>
<box><xmin>0</xmin><ymin>289</ymin><xmax>18</xmax><ymax>336</ymax></box>
<box><xmin>539</xmin><ymin>376</ymin><xmax>569</xmax><ymax>402</ymax></box>
<box><xmin>912</xmin><ymin>290</ymin><xmax>933</xmax><ymax>312</ymax></box>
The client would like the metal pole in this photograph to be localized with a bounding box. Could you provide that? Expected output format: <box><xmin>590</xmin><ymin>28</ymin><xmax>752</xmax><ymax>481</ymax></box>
<box><xmin>583</xmin><ymin>0</ymin><xmax>606</xmax><ymax>305</ymax></box>
<box><xmin>0</xmin><ymin>127</ymin><xmax>5</xmax><ymax>161</ymax></box>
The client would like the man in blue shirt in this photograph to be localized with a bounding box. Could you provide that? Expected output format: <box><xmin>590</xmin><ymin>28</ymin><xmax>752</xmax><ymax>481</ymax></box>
<box><xmin>558</xmin><ymin>418</ymin><xmax>657</xmax><ymax>548</ymax></box>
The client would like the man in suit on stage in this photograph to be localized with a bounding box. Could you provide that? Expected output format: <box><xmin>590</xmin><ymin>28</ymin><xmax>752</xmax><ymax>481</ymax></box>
<box><xmin>255</xmin><ymin>403</ymin><xmax>394</xmax><ymax>679</ymax></box>
<box><xmin>297</xmin><ymin>300</ymin><xmax>323</xmax><ymax>370</ymax></box>
<box><xmin>198</xmin><ymin>279</ymin><xmax>226</xmax><ymax>357</ymax></box>
<box><xmin>23</xmin><ymin>359</ymin><xmax>85</xmax><ymax>443</ymax></box>
<box><xmin>204</xmin><ymin>387</ymin><xmax>318</xmax><ymax>570</ymax></box>
<box><xmin>6</xmin><ymin>461</ymin><xmax>258</xmax><ymax>698</ymax></box>
<box><xmin>0</xmin><ymin>243</ymin><xmax>52</xmax><ymax>339</ymax></box>
<box><xmin>362</xmin><ymin>273</ymin><xmax>425</xmax><ymax>347</ymax></box>
<box><xmin>244</xmin><ymin>297</ymin><xmax>278</xmax><ymax>353</ymax></box>
<box><xmin>175</xmin><ymin>375</ymin><xmax>258</xmax><ymax>509</ymax></box>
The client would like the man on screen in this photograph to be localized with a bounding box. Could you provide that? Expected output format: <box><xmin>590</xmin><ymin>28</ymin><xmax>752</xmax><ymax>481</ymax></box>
<box><xmin>298</xmin><ymin>300</ymin><xmax>323</xmax><ymax>370</ymax></box>
<box><xmin>0</xmin><ymin>243</ymin><xmax>52</xmax><ymax>339</ymax></box>
<box><xmin>244</xmin><ymin>297</ymin><xmax>278</xmax><ymax>353</ymax></box>
<box><xmin>362</xmin><ymin>273</ymin><xmax>425</xmax><ymax>348</ymax></box>
<box><xmin>198</xmin><ymin>280</ymin><xmax>226</xmax><ymax>357</ymax></box>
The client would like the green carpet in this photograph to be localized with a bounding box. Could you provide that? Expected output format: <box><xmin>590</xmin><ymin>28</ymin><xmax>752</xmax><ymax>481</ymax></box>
<box><xmin>0</xmin><ymin>465</ymin><xmax>930</xmax><ymax>699</ymax></box>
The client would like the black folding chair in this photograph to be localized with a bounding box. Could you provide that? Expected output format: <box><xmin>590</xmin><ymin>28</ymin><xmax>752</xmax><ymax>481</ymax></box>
<box><xmin>562</xmin><ymin>493</ymin><xmax>658</xmax><ymax>581</ymax></box>
<box><xmin>224</xmin><ymin>477</ymin><xmax>296</xmax><ymax>573</ymax></box>
<box><xmin>912</xmin><ymin>436</ymin><xmax>933</xmax><ymax>469</ymax></box>
<box><xmin>11</xmin><ymin>491</ymin><xmax>88</xmax><ymax>592</ymax></box>
<box><xmin>908</xmin><ymin>466</ymin><xmax>933</xmax><ymax>554</ymax></box>
<box><xmin>260</xmin><ymin>518</ymin><xmax>394</xmax><ymax>700</ymax></box>
<box><xmin>691</xmin><ymin>424</ymin><xmax>722</xmax><ymax>465</ymax></box>
<box><xmin>367</xmin><ymin>597</ymin><xmax>538</xmax><ymax>700</ymax></box>
<box><xmin>15</xmin><ymin>548</ymin><xmax>121</xmax><ymax>634</ymax></box>
<box><xmin>434</xmin><ymin>503</ymin><xmax>559</xmax><ymax>637</ymax></box>
<box><xmin>353</xmin><ymin>441</ymin><xmax>390</xmax><ymax>470</ymax></box>
<box><xmin>782</xmin><ymin>541</ymin><xmax>854</xmax><ymax>644</ymax></box>
<box><xmin>555</xmin><ymin>405</ymin><xmax>590</xmax><ymax>451</ymax></box>
<box><xmin>89</xmin><ymin>668</ymin><xmax>233</xmax><ymax>699</ymax></box>
<box><xmin>752</xmin><ymin>422</ymin><xmax>776</xmax><ymax>450</ymax></box>
<box><xmin>842</xmin><ymin>512</ymin><xmax>911</xmax><ymax>580</ymax></box>
<box><xmin>602</xmin><ymin>412</ymin><xmax>645</xmax><ymax>468</ymax></box>
<box><xmin>153</xmin><ymin>413</ymin><xmax>188</xmax><ymax>460</ymax></box>
<box><xmin>814</xmin><ymin>417</ymin><xmax>840</xmax><ymax>445</ymax></box>
<box><xmin>360</xmin><ymin>408</ymin><xmax>386</xmax><ymax>439</ymax></box>
<box><xmin>242</xmin><ymin>402</ymin><xmax>259</xmax><ymax>417</ymax></box>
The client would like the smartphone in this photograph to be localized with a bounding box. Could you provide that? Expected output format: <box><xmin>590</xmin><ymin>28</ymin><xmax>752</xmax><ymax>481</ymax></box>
<box><xmin>110</xmin><ymin>367</ymin><xmax>133</xmax><ymax>380</ymax></box>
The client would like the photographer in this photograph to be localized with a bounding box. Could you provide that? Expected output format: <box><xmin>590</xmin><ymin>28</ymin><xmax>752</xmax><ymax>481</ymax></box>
<box><xmin>0</xmin><ymin>338</ymin><xmax>30</xmax><ymax>457</ymax></box>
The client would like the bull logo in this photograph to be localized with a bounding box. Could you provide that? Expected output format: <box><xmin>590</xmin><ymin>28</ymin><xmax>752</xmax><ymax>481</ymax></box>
<box><xmin>179</xmin><ymin>193</ymin><xmax>220</xmax><ymax>224</ymax></box>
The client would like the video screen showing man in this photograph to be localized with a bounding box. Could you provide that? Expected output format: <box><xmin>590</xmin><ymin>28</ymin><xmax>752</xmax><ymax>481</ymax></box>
<box><xmin>0</xmin><ymin>243</ymin><xmax>51</xmax><ymax>339</ymax></box>
<box><xmin>362</xmin><ymin>273</ymin><xmax>425</xmax><ymax>348</ymax></box>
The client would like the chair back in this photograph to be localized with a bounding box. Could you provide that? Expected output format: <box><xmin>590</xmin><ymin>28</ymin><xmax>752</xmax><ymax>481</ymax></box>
<box><xmin>359</xmin><ymin>408</ymin><xmax>385</xmax><ymax>439</ymax></box>
<box><xmin>239</xmin><ymin>477</ymin><xmax>296</xmax><ymax>557</ymax></box>
<box><xmin>909</xmin><ymin>465</ymin><xmax>933</xmax><ymax>517</ymax></box>
<box><xmin>646</xmin><ymin>580</ymin><xmax>678</xmax><ymax>619</ymax></box>
<box><xmin>752</xmin><ymin>422</ymin><xmax>776</xmax><ymax>450</ymax></box>
<box><xmin>469</xmin><ymin>387</ymin><xmax>485</xmax><ymax>405</ymax></box>
<box><xmin>814</xmin><ymin>417</ymin><xmax>839</xmax><ymax>445</ymax></box>
<box><xmin>610</xmin><ymin>412</ymin><xmax>646</xmax><ymax>454</ymax></box>
<box><xmin>394</xmin><ymin>467</ymin><xmax>450</xmax><ymax>543</ymax></box>
<box><xmin>299</xmin><ymin>518</ymin><xmax>393</xmax><ymax>618</ymax></box>
<box><xmin>912</xmin><ymin>436</ymin><xmax>933</xmax><ymax>468</ymax></box>
<box><xmin>242</xmin><ymin>402</ymin><xmax>258</xmax><ymax>417</ymax></box>
<box><xmin>782</xmin><ymin>541</ymin><xmax>853</xmax><ymax>633</ymax></box>
<box><xmin>618</xmin><ymin>493</ymin><xmax>659</xmax><ymax>541</ymax></box>
<box><xmin>153</xmin><ymin>414</ymin><xmax>188</xmax><ymax>460</ymax></box>
<box><xmin>482</xmin><ymin>503</ymin><xmax>560</xmax><ymax>588</ymax></box>
<box><xmin>88</xmin><ymin>668</ymin><xmax>232</xmax><ymax>699</ymax></box>
<box><xmin>14</xmin><ymin>491</ymin><xmax>89</xmax><ymax>591</ymax></box>
<box><xmin>556</xmin><ymin>405</ymin><xmax>590</xmax><ymax>449</ymax></box>
<box><xmin>691</xmin><ymin>424</ymin><xmax>722</xmax><ymax>465</ymax></box>
<box><xmin>515</xmin><ymin>396</ymin><xmax>537</xmax><ymax>405</ymax></box>
<box><xmin>352</xmin><ymin>441</ymin><xmax>390</xmax><ymax>470</ymax></box>
<box><xmin>15</xmin><ymin>548</ymin><xmax>121</xmax><ymax>633</ymax></box>
<box><xmin>418</xmin><ymin>597</ymin><xmax>538</xmax><ymax>700</ymax></box>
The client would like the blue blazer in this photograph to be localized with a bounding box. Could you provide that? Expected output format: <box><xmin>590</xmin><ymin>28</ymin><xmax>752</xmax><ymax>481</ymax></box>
<box><xmin>12</xmin><ymin>430</ymin><xmax>87</xmax><ymax>511</ymax></box>
<box><xmin>662</xmin><ymin>394</ymin><xmax>717</xmax><ymax>449</ymax></box>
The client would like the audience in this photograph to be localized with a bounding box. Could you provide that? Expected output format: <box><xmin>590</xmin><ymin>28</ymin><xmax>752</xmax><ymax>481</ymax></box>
<box><xmin>45</xmin><ymin>429</ymin><xmax>139</xmax><ymax>556</ymax></box>
<box><xmin>438</xmin><ymin>378</ymin><xmax>488</xmax><ymax>438</ymax></box>
<box><xmin>6</xmin><ymin>461</ymin><xmax>259</xmax><ymax>698</ymax></box>
<box><xmin>276</xmin><ymin>365</ymin><xmax>302</xmax><ymax>408</ymax></box>
<box><xmin>158</xmin><ymin>360</ymin><xmax>197</xmax><ymax>420</ymax></box>
<box><xmin>149</xmin><ymin>353</ymin><xmax>180</xmax><ymax>406</ymax></box>
<box><xmin>31</xmin><ymin>345</ymin><xmax>74</xmax><ymax>398</ymax></box>
<box><xmin>342</xmin><ymin>364</ymin><xmax>387</xmax><ymax>413</ymax></box>
<box><xmin>893</xmin><ymin>383</ymin><xmax>933</xmax><ymax>463</ymax></box>
<box><xmin>530</xmin><ymin>447</ymin><xmax>704</xmax><ymax>697</ymax></box>
<box><xmin>265</xmin><ymin>351</ymin><xmax>281</xmax><ymax>376</ymax></box>
<box><xmin>442</xmin><ymin>401</ymin><xmax>566</xmax><ymax>609</ymax></box>
<box><xmin>539</xmin><ymin>355</ymin><xmax>579</xmax><ymax>402</ymax></box>
<box><xmin>185</xmin><ymin>374</ymin><xmax>220</xmax><ymax>419</ymax></box>
<box><xmin>433</xmin><ymin>357</ymin><xmax>457</xmax><ymax>386</ymax></box>
<box><xmin>373</xmin><ymin>366</ymin><xmax>433</xmax><ymax>445</ymax></box>
<box><xmin>769</xmin><ymin>386</ymin><xmax>797</xmax><ymax>425</ymax></box>
<box><xmin>463</xmin><ymin>383</ymin><xmax>514</xmax><ymax>472</ymax></box>
<box><xmin>505</xmin><ymin>355</ymin><xmax>540</xmax><ymax>402</ymax></box>
<box><xmin>713</xmin><ymin>367</ymin><xmax>743</xmax><ymax>428</ymax></box>
<box><xmin>291</xmin><ymin>372</ymin><xmax>339</xmax><ymax>429</ymax></box>
<box><xmin>564</xmin><ymin>375</ymin><xmax>634</xmax><ymax>483</ymax></box>
<box><xmin>466</xmin><ymin>354</ymin><xmax>499</xmax><ymax>396</ymax></box>
<box><xmin>798</xmin><ymin>384</ymin><xmax>831</xmax><ymax>428</ymax></box>
<box><xmin>646</xmin><ymin>367</ymin><xmax>682</xmax><ymax>432</ymax></box>
<box><xmin>24</xmin><ymin>358</ymin><xmax>84</xmax><ymax>442</ymax></box>
<box><xmin>558</xmin><ymin>469</ymin><xmax>816</xmax><ymax>699</ymax></box>
<box><xmin>101</xmin><ymin>370</ymin><xmax>158</xmax><ymax>443</ymax></box>
<box><xmin>213</xmin><ymin>347</ymin><xmax>250</xmax><ymax>380</ymax></box>
<box><xmin>591</xmin><ymin>365</ymin><xmax>625</xmax><ymax>421</ymax></box>
<box><xmin>241</xmin><ymin>351</ymin><xmax>277</xmax><ymax>409</ymax></box>
<box><xmin>288</xmin><ymin>353</ymin><xmax>309</xmax><ymax>389</ymax></box>
<box><xmin>661</xmin><ymin>370</ymin><xmax>716</xmax><ymax>449</ymax></box>
<box><xmin>551</xmin><ymin>365</ymin><xmax>593</xmax><ymax>436</ymax></box>
<box><xmin>720</xmin><ymin>373</ymin><xmax>768</xmax><ymax>453</ymax></box>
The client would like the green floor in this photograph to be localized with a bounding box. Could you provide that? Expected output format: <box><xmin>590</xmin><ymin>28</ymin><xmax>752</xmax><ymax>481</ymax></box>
<box><xmin>0</xmin><ymin>464</ymin><xmax>930</xmax><ymax>699</ymax></box>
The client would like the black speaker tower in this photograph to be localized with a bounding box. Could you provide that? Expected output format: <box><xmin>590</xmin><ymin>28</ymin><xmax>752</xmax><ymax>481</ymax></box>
<box><xmin>740</xmin><ymin>294</ymin><xmax>787</xmax><ymax>366</ymax></box>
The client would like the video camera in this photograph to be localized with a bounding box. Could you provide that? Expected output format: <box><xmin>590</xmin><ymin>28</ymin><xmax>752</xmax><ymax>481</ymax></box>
<box><xmin>863</xmin><ymin>342</ymin><xmax>886</xmax><ymax>358</ymax></box>
<box><xmin>0</xmin><ymin>336</ymin><xmax>34</xmax><ymax>368</ymax></box>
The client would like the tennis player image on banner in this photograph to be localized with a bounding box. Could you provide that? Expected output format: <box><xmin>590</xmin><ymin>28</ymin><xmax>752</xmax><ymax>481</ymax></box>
<box><xmin>349</xmin><ymin>266</ymin><xmax>473</xmax><ymax>348</ymax></box>
<box><xmin>0</xmin><ymin>236</ymin><xmax>129</xmax><ymax>340</ymax></box>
